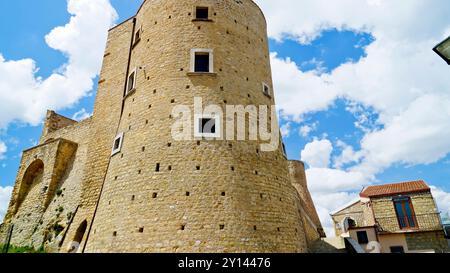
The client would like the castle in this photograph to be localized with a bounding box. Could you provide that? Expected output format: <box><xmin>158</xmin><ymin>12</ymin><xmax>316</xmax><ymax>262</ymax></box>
<box><xmin>0</xmin><ymin>0</ymin><xmax>324</xmax><ymax>253</ymax></box>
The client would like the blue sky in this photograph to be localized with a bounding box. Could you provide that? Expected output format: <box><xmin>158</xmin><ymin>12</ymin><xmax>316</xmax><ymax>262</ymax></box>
<box><xmin>1</xmin><ymin>0</ymin><xmax>449</xmax><ymax>230</ymax></box>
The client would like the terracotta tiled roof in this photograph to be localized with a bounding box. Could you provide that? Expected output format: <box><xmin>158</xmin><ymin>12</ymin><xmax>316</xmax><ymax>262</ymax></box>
<box><xmin>360</xmin><ymin>180</ymin><xmax>430</xmax><ymax>198</ymax></box>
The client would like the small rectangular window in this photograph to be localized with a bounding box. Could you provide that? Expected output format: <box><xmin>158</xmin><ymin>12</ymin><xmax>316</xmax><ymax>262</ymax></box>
<box><xmin>196</xmin><ymin>7</ymin><xmax>209</xmax><ymax>20</ymax></box>
<box><xmin>194</xmin><ymin>115</ymin><xmax>220</xmax><ymax>138</ymax></box>
<box><xmin>356</xmin><ymin>231</ymin><xmax>369</xmax><ymax>245</ymax></box>
<box><xmin>190</xmin><ymin>49</ymin><xmax>214</xmax><ymax>73</ymax></box>
<box><xmin>390</xmin><ymin>246</ymin><xmax>405</xmax><ymax>253</ymax></box>
<box><xmin>127</xmin><ymin>68</ymin><xmax>137</xmax><ymax>94</ymax></box>
<box><xmin>195</xmin><ymin>53</ymin><xmax>210</xmax><ymax>72</ymax></box>
<box><xmin>262</xmin><ymin>82</ymin><xmax>271</xmax><ymax>97</ymax></box>
<box><xmin>111</xmin><ymin>133</ymin><xmax>124</xmax><ymax>156</ymax></box>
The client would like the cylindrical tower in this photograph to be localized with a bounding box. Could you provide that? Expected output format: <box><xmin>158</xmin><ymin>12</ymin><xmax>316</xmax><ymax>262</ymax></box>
<box><xmin>85</xmin><ymin>0</ymin><xmax>308</xmax><ymax>253</ymax></box>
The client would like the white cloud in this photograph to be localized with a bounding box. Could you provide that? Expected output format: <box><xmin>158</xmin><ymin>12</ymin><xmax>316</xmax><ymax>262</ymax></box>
<box><xmin>72</xmin><ymin>108</ymin><xmax>92</xmax><ymax>121</ymax></box>
<box><xmin>431</xmin><ymin>186</ymin><xmax>450</xmax><ymax>216</ymax></box>
<box><xmin>0</xmin><ymin>0</ymin><xmax>117</xmax><ymax>129</ymax></box>
<box><xmin>259</xmin><ymin>0</ymin><xmax>450</xmax><ymax>175</ymax></box>
<box><xmin>299</xmin><ymin>122</ymin><xmax>318</xmax><ymax>137</ymax></box>
<box><xmin>301</xmin><ymin>139</ymin><xmax>333</xmax><ymax>168</ymax></box>
<box><xmin>0</xmin><ymin>186</ymin><xmax>13</xmax><ymax>223</ymax></box>
<box><xmin>334</xmin><ymin>140</ymin><xmax>363</xmax><ymax>169</ymax></box>
<box><xmin>0</xmin><ymin>141</ymin><xmax>6</xmax><ymax>160</ymax></box>
<box><xmin>271</xmin><ymin>53</ymin><xmax>339</xmax><ymax>121</ymax></box>
<box><xmin>300</xmin><ymin>139</ymin><xmax>369</xmax><ymax>192</ymax></box>
<box><xmin>280</xmin><ymin>122</ymin><xmax>291</xmax><ymax>137</ymax></box>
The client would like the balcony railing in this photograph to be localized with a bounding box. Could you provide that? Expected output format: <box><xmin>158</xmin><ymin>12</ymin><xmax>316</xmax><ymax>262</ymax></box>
<box><xmin>375</xmin><ymin>213</ymin><xmax>443</xmax><ymax>233</ymax></box>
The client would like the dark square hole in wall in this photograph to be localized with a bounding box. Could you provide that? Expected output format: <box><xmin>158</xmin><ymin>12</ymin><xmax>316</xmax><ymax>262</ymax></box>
<box><xmin>221</xmin><ymin>192</ymin><xmax>226</xmax><ymax>196</ymax></box>
<box><xmin>152</xmin><ymin>193</ymin><xmax>158</xmax><ymax>199</ymax></box>
<box><xmin>219</xmin><ymin>224</ymin><xmax>225</xmax><ymax>230</ymax></box>
<box><xmin>156</xmin><ymin>163</ymin><xmax>160</xmax><ymax>172</ymax></box>
<box><xmin>113</xmin><ymin>231</ymin><xmax>117</xmax><ymax>237</ymax></box>
<box><xmin>390</xmin><ymin>246</ymin><xmax>405</xmax><ymax>253</ymax></box>
<box><xmin>168</xmin><ymin>166</ymin><xmax>172</xmax><ymax>171</ymax></box>
<box><xmin>357</xmin><ymin>231</ymin><xmax>369</xmax><ymax>245</ymax></box>
<box><xmin>113</xmin><ymin>138</ymin><xmax>121</xmax><ymax>151</ymax></box>
<box><xmin>168</xmin><ymin>143</ymin><xmax>172</xmax><ymax>147</ymax></box>
<box><xmin>196</xmin><ymin>7</ymin><xmax>209</xmax><ymax>19</ymax></box>
<box><xmin>254</xmin><ymin>226</ymin><xmax>257</xmax><ymax>231</ymax></box>
<box><xmin>139</xmin><ymin>227</ymin><xmax>144</xmax><ymax>233</ymax></box>
<box><xmin>277</xmin><ymin>228</ymin><xmax>281</xmax><ymax>232</ymax></box>
<box><xmin>231</xmin><ymin>166</ymin><xmax>235</xmax><ymax>171</ymax></box>
<box><xmin>180</xmin><ymin>225</ymin><xmax>186</xmax><ymax>231</ymax></box>
<box><xmin>142</xmin><ymin>146</ymin><xmax>145</xmax><ymax>152</ymax></box>
<box><xmin>186</xmin><ymin>192</ymin><xmax>190</xmax><ymax>196</ymax></box>
<box><xmin>199</xmin><ymin>118</ymin><xmax>216</xmax><ymax>134</ymax></box>
<box><xmin>196</xmin><ymin>166</ymin><xmax>201</xmax><ymax>171</ymax></box>
<box><xmin>194</xmin><ymin>53</ymin><xmax>210</xmax><ymax>72</ymax></box>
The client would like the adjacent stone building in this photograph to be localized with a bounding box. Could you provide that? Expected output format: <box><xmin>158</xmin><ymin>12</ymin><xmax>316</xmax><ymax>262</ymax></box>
<box><xmin>331</xmin><ymin>180</ymin><xmax>449</xmax><ymax>253</ymax></box>
<box><xmin>0</xmin><ymin>0</ymin><xmax>324</xmax><ymax>253</ymax></box>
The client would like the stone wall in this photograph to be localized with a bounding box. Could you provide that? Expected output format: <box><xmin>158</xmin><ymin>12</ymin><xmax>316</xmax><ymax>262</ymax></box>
<box><xmin>59</xmin><ymin>18</ymin><xmax>134</xmax><ymax>253</ymax></box>
<box><xmin>405</xmin><ymin>231</ymin><xmax>449</xmax><ymax>253</ymax></box>
<box><xmin>41</xmin><ymin>110</ymin><xmax>77</xmax><ymax>139</ymax></box>
<box><xmin>288</xmin><ymin>160</ymin><xmax>325</xmax><ymax>245</ymax></box>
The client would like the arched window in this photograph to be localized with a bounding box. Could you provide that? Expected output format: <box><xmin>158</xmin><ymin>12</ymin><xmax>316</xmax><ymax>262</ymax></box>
<box><xmin>342</xmin><ymin>217</ymin><xmax>357</xmax><ymax>232</ymax></box>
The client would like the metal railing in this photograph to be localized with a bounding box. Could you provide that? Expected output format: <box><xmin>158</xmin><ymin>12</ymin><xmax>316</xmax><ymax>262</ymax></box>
<box><xmin>375</xmin><ymin>213</ymin><xmax>442</xmax><ymax>233</ymax></box>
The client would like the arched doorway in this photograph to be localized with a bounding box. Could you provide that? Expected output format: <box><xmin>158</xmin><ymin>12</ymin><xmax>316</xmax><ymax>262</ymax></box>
<box><xmin>15</xmin><ymin>159</ymin><xmax>44</xmax><ymax>214</ymax></box>
<box><xmin>67</xmin><ymin>220</ymin><xmax>87</xmax><ymax>253</ymax></box>
<box><xmin>342</xmin><ymin>217</ymin><xmax>357</xmax><ymax>233</ymax></box>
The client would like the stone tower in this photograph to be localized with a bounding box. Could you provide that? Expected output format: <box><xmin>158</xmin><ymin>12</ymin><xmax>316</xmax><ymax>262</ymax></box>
<box><xmin>0</xmin><ymin>0</ymin><xmax>324</xmax><ymax>253</ymax></box>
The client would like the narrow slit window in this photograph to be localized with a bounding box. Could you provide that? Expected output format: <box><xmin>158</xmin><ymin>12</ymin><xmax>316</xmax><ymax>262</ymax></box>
<box><xmin>111</xmin><ymin>133</ymin><xmax>124</xmax><ymax>156</ymax></box>
<box><xmin>127</xmin><ymin>68</ymin><xmax>137</xmax><ymax>94</ymax></box>
<box><xmin>262</xmin><ymin>82</ymin><xmax>271</xmax><ymax>97</ymax></box>
<box><xmin>134</xmin><ymin>29</ymin><xmax>141</xmax><ymax>45</ymax></box>
<box><xmin>196</xmin><ymin>7</ymin><xmax>209</xmax><ymax>20</ymax></box>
